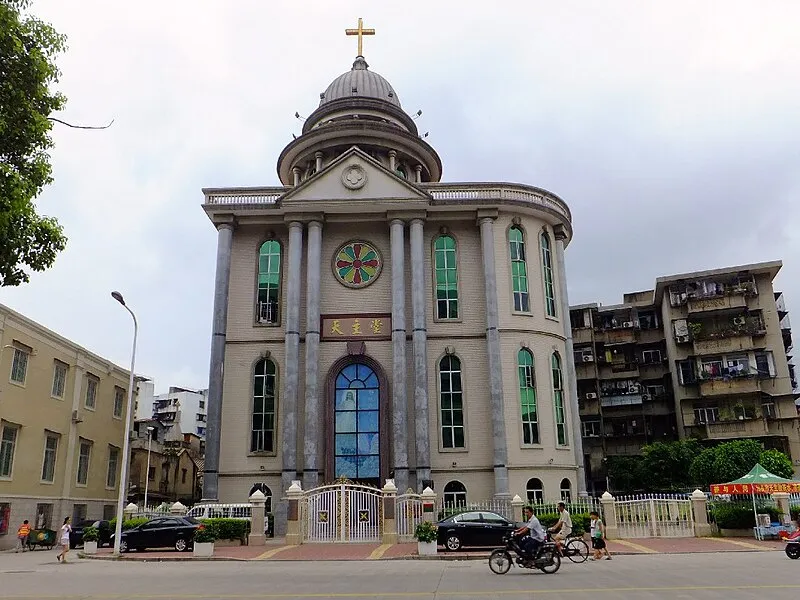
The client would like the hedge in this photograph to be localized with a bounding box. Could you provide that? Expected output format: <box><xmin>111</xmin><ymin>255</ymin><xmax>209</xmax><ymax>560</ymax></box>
<box><xmin>108</xmin><ymin>517</ymin><xmax>149</xmax><ymax>531</ymax></box>
<box><xmin>710</xmin><ymin>503</ymin><xmax>780</xmax><ymax>529</ymax></box>
<box><xmin>198</xmin><ymin>518</ymin><xmax>251</xmax><ymax>542</ymax></box>
<box><xmin>532</xmin><ymin>511</ymin><xmax>590</xmax><ymax>536</ymax></box>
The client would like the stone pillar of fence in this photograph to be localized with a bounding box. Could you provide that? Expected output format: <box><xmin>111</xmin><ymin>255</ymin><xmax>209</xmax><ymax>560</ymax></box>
<box><xmin>248</xmin><ymin>490</ymin><xmax>267</xmax><ymax>547</ymax></box>
<box><xmin>690</xmin><ymin>489</ymin><xmax>712</xmax><ymax>537</ymax></box>
<box><xmin>382</xmin><ymin>479</ymin><xmax>398</xmax><ymax>545</ymax></box>
<box><xmin>600</xmin><ymin>492</ymin><xmax>619</xmax><ymax>540</ymax></box>
<box><xmin>511</xmin><ymin>495</ymin><xmax>524</xmax><ymax>524</ymax></box>
<box><xmin>421</xmin><ymin>486</ymin><xmax>437</xmax><ymax>523</ymax></box>
<box><xmin>772</xmin><ymin>492</ymin><xmax>791</xmax><ymax>525</ymax></box>
<box><xmin>285</xmin><ymin>480</ymin><xmax>304</xmax><ymax>545</ymax></box>
<box><xmin>170</xmin><ymin>501</ymin><xmax>187</xmax><ymax>516</ymax></box>
<box><xmin>124</xmin><ymin>503</ymin><xmax>137</xmax><ymax>520</ymax></box>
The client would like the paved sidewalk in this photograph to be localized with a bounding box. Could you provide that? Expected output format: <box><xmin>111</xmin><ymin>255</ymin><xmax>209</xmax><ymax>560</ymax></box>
<box><xmin>81</xmin><ymin>536</ymin><xmax>785</xmax><ymax>562</ymax></box>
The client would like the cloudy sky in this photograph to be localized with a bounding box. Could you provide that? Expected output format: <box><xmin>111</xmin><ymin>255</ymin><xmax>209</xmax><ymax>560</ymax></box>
<box><xmin>3</xmin><ymin>1</ymin><xmax>798</xmax><ymax>392</ymax></box>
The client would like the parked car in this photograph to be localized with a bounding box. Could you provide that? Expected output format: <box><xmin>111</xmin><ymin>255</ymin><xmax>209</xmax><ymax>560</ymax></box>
<box><xmin>437</xmin><ymin>511</ymin><xmax>518</xmax><ymax>551</ymax></box>
<box><xmin>113</xmin><ymin>516</ymin><xmax>201</xmax><ymax>552</ymax></box>
<box><xmin>70</xmin><ymin>520</ymin><xmax>112</xmax><ymax>549</ymax></box>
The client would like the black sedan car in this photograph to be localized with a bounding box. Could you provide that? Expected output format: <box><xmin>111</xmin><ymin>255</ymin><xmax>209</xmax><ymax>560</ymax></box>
<box><xmin>114</xmin><ymin>516</ymin><xmax>201</xmax><ymax>552</ymax></box>
<box><xmin>69</xmin><ymin>520</ymin><xmax>112</xmax><ymax>549</ymax></box>
<box><xmin>437</xmin><ymin>511</ymin><xmax>518</xmax><ymax>551</ymax></box>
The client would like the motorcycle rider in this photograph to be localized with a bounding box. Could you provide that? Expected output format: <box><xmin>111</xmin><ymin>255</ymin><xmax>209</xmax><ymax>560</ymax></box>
<box><xmin>513</xmin><ymin>506</ymin><xmax>546</xmax><ymax>562</ymax></box>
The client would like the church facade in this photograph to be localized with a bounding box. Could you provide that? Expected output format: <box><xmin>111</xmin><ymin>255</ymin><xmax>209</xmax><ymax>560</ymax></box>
<box><xmin>201</xmin><ymin>33</ymin><xmax>585</xmax><ymax>522</ymax></box>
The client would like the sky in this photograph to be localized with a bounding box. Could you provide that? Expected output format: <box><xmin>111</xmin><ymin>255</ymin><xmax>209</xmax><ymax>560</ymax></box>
<box><xmin>2</xmin><ymin>1</ymin><xmax>799</xmax><ymax>393</ymax></box>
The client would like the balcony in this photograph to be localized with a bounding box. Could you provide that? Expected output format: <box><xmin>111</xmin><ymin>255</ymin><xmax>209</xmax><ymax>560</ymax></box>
<box><xmin>601</xmin><ymin>329</ymin><xmax>637</xmax><ymax>345</ymax></box>
<box><xmin>687</xmin><ymin>417</ymin><xmax>789</xmax><ymax>440</ymax></box>
<box><xmin>573</xmin><ymin>328</ymin><xmax>594</xmax><ymax>345</ymax></box>
<box><xmin>639</xmin><ymin>361</ymin><xmax>667</xmax><ymax>377</ymax></box>
<box><xmin>575</xmin><ymin>362</ymin><xmax>598</xmax><ymax>380</ymax></box>
<box><xmin>600</xmin><ymin>362</ymin><xmax>639</xmax><ymax>379</ymax></box>
<box><xmin>687</xmin><ymin>294</ymin><xmax>748</xmax><ymax>314</ymax></box>
<box><xmin>693</xmin><ymin>335</ymin><xmax>755</xmax><ymax>355</ymax></box>
<box><xmin>699</xmin><ymin>376</ymin><xmax>760</xmax><ymax>397</ymax></box>
<box><xmin>601</xmin><ymin>394</ymin><xmax>644</xmax><ymax>408</ymax></box>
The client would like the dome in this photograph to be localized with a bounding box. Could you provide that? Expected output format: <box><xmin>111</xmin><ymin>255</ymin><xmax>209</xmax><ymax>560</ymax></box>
<box><xmin>320</xmin><ymin>56</ymin><xmax>401</xmax><ymax>107</ymax></box>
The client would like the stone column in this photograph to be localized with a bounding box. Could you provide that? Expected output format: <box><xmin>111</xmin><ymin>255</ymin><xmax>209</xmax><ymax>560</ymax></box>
<box><xmin>203</xmin><ymin>222</ymin><xmax>234</xmax><ymax>501</ymax></box>
<box><xmin>511</xmin><ymin>495</ymin><xmax>524</xmax><ymax>524</ymax></box>
<box><xmin>382</xmin><ymin>479</ymin><xmax>398</xmax><ymax>544</ymax></box>
<box><xmin>773</xmin><ymin>492</ymin><xmax>791</xmax><ymax>524</ymax></box>
<box><xmin>600</xmin><ymin>492</ymin><xmax>619</xmax><ymax>539</ymax></box>
<box><xmin>691</xmin><ymin>489</ymin><xmax>712</xmax><ymax>537</ymax></box>
<box><xmin>554</xmin><ymin>227</ymin><xmax>587</xmax><ymax>497</ymax></box>
<box><xmin>390</xmin><ymin>219</ymin><xmax>410</xmax><ymax>492</ymax></box>
<box><xmin>478</xmin><ymin>216</ymin><xmax>510</xmax><ymax>498</ymax></box>
<box><xmin>248</xmin><ymin>490</ymin><xmax>267</xmax><ymax>546</ymax></box>
<box><xmin>409</xmin><ymin>218</ymin><xmax>431</xmax><ymax>489</ymax></box>
<box><xmin>420</xmin><ymin>486</ymin><xmax>437</xmax><ymax>524</ymax></box>
<box><xmin>170</xmin><ymin>502</ymin><xmax>187</xmax><ymax>516</ymax></box>
<box><xmin>285</xmin><ymin>481</ymin><xmax>303</xmax><ymax>546</ymax></box>
<box><xmin>303</xmin><ymin>220</ymin><xmax>323</xmax><ymax>490</ymax></box>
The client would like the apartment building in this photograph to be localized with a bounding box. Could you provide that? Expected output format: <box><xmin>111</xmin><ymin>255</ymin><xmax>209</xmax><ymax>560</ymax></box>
<box><xmin>571</xmin><ymin>261</ymin><xmax>799</xmax><ymax>493</ymax></box>
<box><xmin>149</xmin><ymin>387</ymin><xmax>208</xmax><ymax>439</ymax></box>
<box><xmin>0</xmin><ymin>304</ymin><xmax>132</xmax><ymax>549</ymax></box>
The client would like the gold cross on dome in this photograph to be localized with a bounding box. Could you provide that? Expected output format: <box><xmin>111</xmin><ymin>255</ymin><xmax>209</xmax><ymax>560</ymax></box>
<box><xmin>345</xmin><ymin>17</ymin><xmax>375</xmax><ymax>57</ymax></box>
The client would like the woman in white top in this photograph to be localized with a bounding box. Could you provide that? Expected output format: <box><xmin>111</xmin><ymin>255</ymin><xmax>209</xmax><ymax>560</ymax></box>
<box><xmin>56</xmin><ymin>517</ymin><xmax>71</xmax><ymax>563</ymax></box>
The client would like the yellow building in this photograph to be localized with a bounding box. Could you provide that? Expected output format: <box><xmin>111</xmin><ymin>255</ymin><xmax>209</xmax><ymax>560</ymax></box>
<box><xmin>0</xmin><ymin>304</ymin><xmax>131</xmax><ymax>549</ymax></box>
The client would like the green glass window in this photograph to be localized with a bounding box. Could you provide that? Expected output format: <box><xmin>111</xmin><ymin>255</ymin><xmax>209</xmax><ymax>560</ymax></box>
<box><xmin>257</xmin><ymin>241</ymin><xmax>281</xmax><ymax>324</ymax></box>
<box><xmin>252</xmin><ymin>359</ymin><xmax>277</xmax><ymax>453</ymax></box>
<box><xmin>552</xmin><ymin>353</ymin><xmax>568</xmax><ymax>446</ymax></box>
<box><xmin>434</xmin><ymin>235</ymin><xmax>459</xmax><ymax>319</ymax></box>
<box><xmin>541</xmin><ymin>232</ymin><xmax>557</xmax><ymax>317</ymax></box>
<box><xmin>440</xmin><ymin>356</ymin><xmax>465</xmax><ymax>449</ymax></box>
<box><xmin>518</xmin><ymin>349</ymin><xmax>539</xmax><ymax>444</ymax></box>
<box><xmin>509</xmin><ymin>227</ymin><xmax>530</xmax><ymax>312</ymax></box>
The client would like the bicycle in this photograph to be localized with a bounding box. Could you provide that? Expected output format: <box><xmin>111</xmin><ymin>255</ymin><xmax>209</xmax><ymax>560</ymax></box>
<box><xmin>550</xmin><ymin>532</ymin><xmax>589</xmax><ymax>563</ymax></box>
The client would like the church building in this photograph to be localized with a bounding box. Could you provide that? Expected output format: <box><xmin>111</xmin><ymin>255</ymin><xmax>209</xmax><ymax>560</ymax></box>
<box><xmin>201</xmin><ymin>21</ymin><xmax>585</xmax><ymax>527</ymax></box>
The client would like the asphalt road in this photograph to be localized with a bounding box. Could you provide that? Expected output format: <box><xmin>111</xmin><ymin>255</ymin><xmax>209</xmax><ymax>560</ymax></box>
<box><xmin>0</xmin><ymin>549</ymin><xmax>798</xmax><ymax>599</ymax></box>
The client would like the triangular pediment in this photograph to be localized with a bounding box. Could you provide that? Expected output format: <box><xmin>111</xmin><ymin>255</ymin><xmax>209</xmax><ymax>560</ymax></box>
<box><xmin>279</xmin><ymin>147</ymin><xmax>430</xmax><ymax>207</ymax></box>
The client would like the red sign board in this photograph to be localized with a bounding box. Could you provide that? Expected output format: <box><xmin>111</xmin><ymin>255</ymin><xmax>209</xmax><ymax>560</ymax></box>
<box><xmin>710</xmin><ymin>482</ymin><xmax>800</xmax><ymax>495</ymax></box>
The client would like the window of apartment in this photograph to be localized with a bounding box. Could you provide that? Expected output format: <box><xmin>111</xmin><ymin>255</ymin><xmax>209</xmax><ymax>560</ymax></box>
<box><xmin>443</xmin><ymin>481</ymin><xmax>467</xmax><ymax>507</ymax></box>
<box><xmin>161</xmin><ymin>464</ymin><xmax>169</xmax><ymax>483</ymax></box>
<box><xmin>257</xmin><ymin>240</ymin><xmax>282</xmax><ymax>324</ymax></box>
<box><xmin>726</xmin><ymin>355</ymin><xmax>749</xmax><ymax>377</ymax></box>
<box><xmin>106</xmin><ymin>446</ymin><xmax>119</xmax><ymax>489</ymax></box>
<box><xmin>642</xmin><ymin>349</ymin><xmax>662</xmax><ymax>364</ymax></box>
<box><xmin>85</xmin><ymin>376</ymin><xmax>98</xmax><ymax>410</ymax></box>
<box><xmin>440</xmin><ymin>355</ymin><xmax>465</xmax><ymax>449</ymax></box>
<box><xmin>694</xmin><ymin>406</ymin><xmax>719</xmax><ymax>425</ymax></box>
<box><xmin>148</xmin><ymin>466</ymin><xmax>155</xmax><ymax>481</ymax></box>
<box><xmin>433</xmin><ymin>235</ymin><xmax>459</xmax><ymax>319</ymax></box>
<box><xmin>10</xmin><ymin>345</ymin><xmax>30</xmax><ymax>384</ymax></box>
<box><xmin>540</xmin><ymin>232</ymin><xmax>557</xmax><ymax>317</ymax></box>
<box><xmin>251</xmin><ymin>358</ymin><xmax>277</xmax><ymax>453</ymax></box>
<box><xmin>582</xmin><ymin>419</ymin><xmax>601</xmax><ymax>437</ymax></box>
<box><xmin>509</xmin><ymin>226</ymin><xmax>530</xmax><ymax>313</ymax></box>
<box><xmin>645</xmin><ymin>384</ymin><xmax>666</xmax><ymax>399</ymax></box>
<box><xmin>199</xmin><ymin>400</ymin><xmax>205</xmax><ymax>409</ymax></box>
<box><xmin>755</xmin><ymin>351</ymin><xmax>775</xmax><ymax>378</ymax></box>
<box><xmin>552</xmin><ymin>353</ymin><xmax>568</xmax><ymax>446</ymax></box>
<box><xmin>0</xmin><ymin>423</ymin><xmax>19</xmax><ymax>478</ymax></box>
<box><xmin>72</xmin><ymin>504</ymin><xmax>87</xmax><ymax>524</ymax></box>
<box><xmin>526</xmin><ymin>478</ymin><xmax>544</xmax><ymax>504</ymax></box>
<box><xmin>76</xmin><ymin>439</ymin><xmax>91</xmax><ymax>485</ymax></box>
<box><xmin>35</xmin><ymin>504</ymin><xmax>53</xmax><ymax>529</ymax></box>
<box><xmin>197</xmin><ymin>426</ymin><xmax>206</xmax><ymax>436</ymax></box>
<box><xmin>677</xmin><ymin>360</ymin><xmax>696</xmax><ymax>385</ymax></box>
<box><xmin>638</xmin><ymin>311</ymin><xmax>658</xmax><ymax>330</ymax></box>
<box><xmin>701</xmin><ymin>358</ymin><xmax>724</xmax><ymax>379</ymax></box>
<box><xmin>181</xmin><ymin>468</ymin><xmax>187</xmax><ymax>484</ymax></box>
<box><xmin>41</xmin><ymin>433</ymin><xmax>59</xmax><ymax>483</ymax></box>
<box><xmin>570</xmin><ymin>309</ymin><xmax>587</xmax><ymax>328</ymax></box>
<box><xmin>113</xmin><ymin>387</ymin><xmax>124</xmax><ymax>418</ymax></box>
<box><xmin>762</xmin><ymin>401</ymin><xmax>777</xmax><ymax>419</ymax></box>
<box><xmin>51</xmin><ymin>361</ymin><xmax>68</xmax><ymax>398</ymax></box>
<box><xmin>517</xmin><ymin>349</ymin><xmax>539</xmax><ymax>445</ymax></box>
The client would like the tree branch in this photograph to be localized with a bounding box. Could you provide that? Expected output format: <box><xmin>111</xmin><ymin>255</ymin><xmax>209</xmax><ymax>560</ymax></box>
<box><xmin>48</xmin><ymin>117</ymin><xmax>114</xmax><ymax>130</ymax></box>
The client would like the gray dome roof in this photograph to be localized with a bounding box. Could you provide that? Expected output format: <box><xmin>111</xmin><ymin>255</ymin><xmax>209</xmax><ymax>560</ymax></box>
<box><xmin>320</xmin><ymin>56</ymin><xmax>401</xmax><ymax>107</ymax></box>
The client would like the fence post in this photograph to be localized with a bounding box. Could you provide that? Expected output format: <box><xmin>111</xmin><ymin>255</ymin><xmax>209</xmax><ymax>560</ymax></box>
<box><xmin>691</xmin><ymin>489</ymin><xmax>712</xmax><ymax>537</ymax></box>
<box><xmin>421</xmin><ymin>487</ymin><xmax>437</xmax><ymax>523</ymax></box>
<box><xmin>511</xmin><ymin>494</ymin><xmax>524</xmax><ymax>524</ymax></box>
<box><xmin>600</xmin><ymin>492</ymin><xmax>619</xmax><ymax>540</ymax></box>
<box><xmin>170</xmin><ymin>501</ymin><xmax>187</xmax><ymax>516</ymax></box>
<box><xmin>772</xmin><ymin>492</ymin><xmax>791</xmax><ymax>525</ymax></box>
<box><xmin>285</xmin><ymin>480</ymin><xmax>304</xmax><ymax>545</ymax></box>
<box><xmin>382</xmin><ymin>479</ymin><xmax>398</xmax><ymax>544</ymax></box>
<box><xmin>248</xmin><ymin>490</ymin><xmax>267</xmax><ymax>547</ymax></box>
<box><xmin>124</xmin><ymin>503</ymin><xmax>137</xmax><ymax>521</ymax></box>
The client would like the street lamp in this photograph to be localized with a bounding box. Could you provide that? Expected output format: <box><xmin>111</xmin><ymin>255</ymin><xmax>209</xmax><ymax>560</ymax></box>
<box><xmin>143</xmin><ymin>426</ymin><xmax>155</xmax><ymax>510</ymax></box>
<box><xmin>111</xmin><ymin>291</ymin><xmax>138</xmax><ymax>556</ymax></box>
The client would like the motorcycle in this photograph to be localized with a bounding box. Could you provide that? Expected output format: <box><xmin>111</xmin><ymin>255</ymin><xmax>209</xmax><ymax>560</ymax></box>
<box><xmin>785</xmin><ymin>538</ymin><xmax>800</xmax><ymax>560</ymax></box>
<box><xmin>489</xmin><ymin>533</ymin><xmax>561</xmax><ymax>575</ymax></box>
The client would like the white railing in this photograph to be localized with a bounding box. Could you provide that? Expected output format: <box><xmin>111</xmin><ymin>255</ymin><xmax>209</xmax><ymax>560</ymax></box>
<box><xmin>396</xmin><ymin>493</ymin><xmax>423</xmax><ymax>541</ymax></box>
<box><xmin>614</xmin><ymin>495</ymin><xmax>694</xmax><ymax>538</ymax></box>
<box><xmin>204</xmin><ymin>188</ymin><xmax>284</xmax><ymax>206</ymax></box>
<box><xmin>300</xmin><ymin>482</ymin><xmax>384</xmax><ymax>542</ymax></box>
<box><xmin>530</xmin><ymin>498</ymin><xmax>602</xmax><ymax>517</ymax></box>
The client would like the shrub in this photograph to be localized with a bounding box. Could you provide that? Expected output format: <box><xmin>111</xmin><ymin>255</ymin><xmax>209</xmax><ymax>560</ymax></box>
<box><xmin>81</xmin><ymin>526</ymin><xmax>99</xmax><ymax>542</ymax></box>
<box><xmin>711</xmin><ymin>503</ymin><xmax>780</xmax><ymax>529</ymax></box>
<box><xmin>108</xmin><ymin>517</ymin><xmax>149</xmax><ymax>531</ymax></box>
<box><xmin>530</xmin><ymin>510</ymin><xmax>589</xmax><ymax>535</ymax></box>
<box><xmin>414</xmin><ymin>521</ymin><xmax>438</xmax><ymax>543</ymax></box>
<box><xmin>198</xmin><ymin>518</ymin><xmax>250</xmax><ymax>541</ymax></box>
<box><xmin>194</xmin><ymin>525</ymin><xmax>217</xmax><ymax>543</ymax></box>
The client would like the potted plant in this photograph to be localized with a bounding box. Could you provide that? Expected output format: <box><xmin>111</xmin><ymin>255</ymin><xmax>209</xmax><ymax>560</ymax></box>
<box><xmin>82</xmin><ymin>526</ymin><xmax>99</xmax><ymax>555</ymax></box>
<box><xmin>414</xmin><ymin>521</ymin><xmax>438</xmax><ymax>556</ymax></box>
<box><xmin>193</xmin><ymin>524</ymin><xmax>216</xmax><ymax>557</ymax></box>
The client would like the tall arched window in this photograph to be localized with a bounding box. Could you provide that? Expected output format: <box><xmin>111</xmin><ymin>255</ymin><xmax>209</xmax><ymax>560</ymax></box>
<box><xmin>540</xmin><ymin>232</ymin><xmax>557</xmax><ymax>317</ymax></box>
<box><xmin>251</xmin><ymin>359</ymin><xmax>277</xmax><ymax>452</ymax></box>
<box><xmin>560</xmin><ymin>479</ymin><xmax>572</xmax><ymax>503</ymax></box>
<box><xmin>518</xmin><ymin>349</ymin><xmax>539</xmax><ymax>445</ymax></box>
<box><xmin>434</xmin><ymin>235</ymin><xmax>459</xmax><ymax>320</ymax></box>
<box><xmin>552</xmin><ymin>353</ymin><xmax>568</xmax><ymax>446</ymax></box>
<box><xmin>439</xmin><ymin>356</ymin><xmax>465</xmax><ymax>449</ymax></box>
<box><xmin>509</xmin><ymin>227</ymin><xmax>530</xmax><ymax>312</ymax></box>
<box><xmin>257</xmin><ymin>241</ymin><xmax>281</xmax><ymax>324</ymax></box>
<box><xmin>334</xmin><ymin>363</ymin><xmax>380</xmax><ymax>486</ymax></box>
<box><xmin>526</xmin><ymin>478</ymin><xmax>544</xmax><ymax>504</ymax></box>
<box><xmin>443</xmin><ymin>481</ymin><xmax>467</xmax><ymax>507</ymax></box>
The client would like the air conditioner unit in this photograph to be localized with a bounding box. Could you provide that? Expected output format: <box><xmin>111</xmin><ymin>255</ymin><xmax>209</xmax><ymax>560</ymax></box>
<box><xmin>733</xmin><ymin>316</ymin><xmax>746</xmax><ymax>326</ymax></box>
<box><xmin>677</xmin><ymin>335</ymin><xmax>690</xmax><ymax>343</ymax></box>
<box><xmin>628</xmin><ymin>385</ymin><xmax>639</xmax><ymax>394</ymax></box>
<box><xmin>623</xmin><ymin>321</ymin><xmax>634</xmax><ymax>328</ymax></box>
<box><xmin>71</xmin><ymin>410</ymin><xmax>83</xmax><ymax>424</ymax></box>
<box><xmin>583</xmin><ymin>355</ymin><xmax>594</xmax><ymax>362</ymax></box>
<box><xmin>586</xmin><ymin>392</ymin><xmax>598</xmax><ymax>400</ymax></box>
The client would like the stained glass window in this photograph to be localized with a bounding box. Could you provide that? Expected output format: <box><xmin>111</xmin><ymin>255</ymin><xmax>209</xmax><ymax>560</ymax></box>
<box><xmin>440</xmin><ymin>356</ymin><xmax>465</xmax><ymax>449</ymax></box>
<box><xmin>335</xmin><ymin>363</ymin><xmax>380</xmax><ymax>484</ymax></box>
<box><xmin>509</xmin><ymin>227</ymin><xmax>530</xmax><ymax>312</ymax></box>
<box><xmin>251</xmin><ymin>359</ymin><xmax>277</xmax><ymax>452</ymax></box>
<box><xmin>434</xmin><ymin>235</ymin><xmax>459</xmax><ymax>319</ymax></box>
<box><xmin>552</xmin><ymin>353</ymin><xmax>568</xmax><ymax>446</ymax></box>
<box><xmin>518</xmin><ymin>349</ymin><xmax>539</xmax><ymax>445</ymax></box>
<box><xmin>333</xmin><ymin>242</ymin><xmax>382</xmax><ymax>288</ymax></box>
<box><xmin>541</xmin><ymin>232</ymin><xmax>557</xmax><ymax>317</ymax></box>
<box><xmin>257</xmin><ymin>241</ymin><xmax>281</xmax><ymax>324</ymax></box>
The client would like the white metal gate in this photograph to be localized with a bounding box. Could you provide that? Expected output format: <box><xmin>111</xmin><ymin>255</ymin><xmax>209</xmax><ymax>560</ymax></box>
<box><xmin>614</xmin><ymin>495</ymin><xmax>694</xmax><ymax>538</ymax></box>
<box><xmin>301</xmin><ymin>483</ymin><xmax>384</xmax><ymax>542</ymax></box>
<box><xmin>396</xmin><ymin>492</ymin><xmax>423</xmax><ymax>541</ymax></box>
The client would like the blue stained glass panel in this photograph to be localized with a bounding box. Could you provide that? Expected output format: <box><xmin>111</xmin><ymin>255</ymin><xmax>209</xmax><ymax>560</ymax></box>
<box><xmin>335</xmin><ymin>434</ymin><xmax>357</xmax><ymax>455</ymax></box>
<box><xmin>341</xmin><ymin>364</ymin><xmax>358</xmax><ymax>381</ymax></box>
<box><xmin>364</xmin><ymin>373</ymin><xmax>378</xmax><ymax>388</ymax></box>
<box><xmin>350</xmin><ymin>380</ymin><xmax>365</xmax><ymax>389</ymax></box>
<box><xmin>358</xmin><ymin>389</ymin><xmax>378</xmax><ymax>410</ymax></box>
<box><xmin>358</xmin><ymin>411</ymin><xmax>379</xmax><ymax>432</ymax></box>
<box><xmin>336</xmin><ymin>390</ymin><xmax>357</xmax><ymax>410</ymax></box>
<box><xmin>358</xmin><ymin>455</ymin><xmax>379</xmax><ymax>478</ymax></box>
<box><xmin>335</xmin><ymin>411</ymin><xmax>356</xmax><ymax>433</ymax></box>
<box><xmin>358</xmin><ymin>433</ymin><xmax>379</xmax><ymax>455</ymax></box>
<box><xmin>336</xmin><ymin>374</ymin><xmax>350</xmax><ymax>389</ymax></box>
<box><xmin>335</xmin><ymin>456</ymin><xmax>358</xmax><ymax>479</ymax></box>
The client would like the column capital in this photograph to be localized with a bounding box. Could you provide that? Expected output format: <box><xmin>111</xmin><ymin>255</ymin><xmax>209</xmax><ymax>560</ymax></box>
<box><xmin>314</xmin><ymin>151</ymin><xmax>324</xmax><ymax>159</ymax></box>
<box><xmin>476</xmin><ymin>208</ymin><xmax>499</xmax><ymax>225</ymax></box>
<box><xmin>553</xmin><ymin>223</ymin><xmax>569</xmax><ymax>242</ymax></box>
<box><xmin>387</xmin><ymin>210</ymin><xmax>426</xmax><ymax>223</ymax></box>
<box><xmin>213</xmin><ymin>214</ymin><xmax>237</xmax><ymax>229</ymax></box>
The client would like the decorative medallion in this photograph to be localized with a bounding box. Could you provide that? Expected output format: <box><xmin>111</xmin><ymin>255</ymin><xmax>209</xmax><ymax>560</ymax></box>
<box><xmin>333</xmin><ymin>241</ymin><xmax>382</xmax><ymax>288</ymax></box>
<box><xmin>341</xmin><ymin>164</ymin><xmax>367</xmax><ymax>190</ymax></box>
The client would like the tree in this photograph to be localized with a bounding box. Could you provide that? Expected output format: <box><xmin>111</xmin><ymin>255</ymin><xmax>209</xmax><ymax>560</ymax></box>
<box><xmin>606</xmin><ymin>455</ymin><xmax>644</xmax><ymax>493</ymax></box>
<box><xmin>758</xmin><ymin>448</ymin><xmax>794</xmax><ymax>479</ymax></box>
<box><xmin>0</xmin><ymin>0</ymin><xmax>68</xmax><ymax>286</ymax></box>
<box><xmin>640</xmin><ymin>439</ymin><xmax>702</xmax><ymax>491</ymax></box>
<box><xmin>711</xmin><ymin>439</ymin><xmax>763</xmax><ymax>483</ymax></box>
<box><xmin>689</xmin><ymin>446</ymin><xmax>717</xmax><ymax>488</ymax></box>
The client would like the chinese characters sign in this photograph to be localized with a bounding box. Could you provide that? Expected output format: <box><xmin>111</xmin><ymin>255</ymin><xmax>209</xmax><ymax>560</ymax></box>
<box><xmin>321</xmin><ymin>314</ymin><xmax>391</xmax><ymax>341</ymax></box>
<box><xmin>710</xmin><ymin>483</ymin><xmax>800</xmax><ymax>495</ymax></box>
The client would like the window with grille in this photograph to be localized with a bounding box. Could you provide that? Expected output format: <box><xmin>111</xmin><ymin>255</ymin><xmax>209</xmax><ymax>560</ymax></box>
<box><xmin>113</xmin><ymin>387</ymin><xmax>124</xmax><ymax>418</ymax></box>
<box><xmin>52</xmin><ymin>361</ymin><xmax>67</xmax><ymax>398</ymax></box>
<box><xmin>257</xmin><ymin>241</ymin><xmax>282</xmax><ymax>324</ymax></box>
<box><xmin>10</xmin><ymin>347</ymin><xmax>28</xmax><ymax>384</ymax></box>
<box><xmin>518</xmin><ymin>349</ymin><xmax>539</xmax><ymax>444</ymax></box>
<box><xmin>439</xmin><ymin>356</ymin><xmax>465</xmax><ymax>449</ymax></box>
<box><xmin>106</xmin><ymin>446</ymin><xmax>119</xmax><ymax>488</ymax></box>
<box><xmin>77</xmin><ymin>440</ymin><xmax>91</xmax><ymax>485</ymax></box>
<box><xmin>251</xmin><ymin>359</ymin><xmax>277</xmax><ymax>453</ymax></box>
<box><xmin>85</xmin><ymin>376</ymin><xmax>98</xmax><ymax>410</ymax></box>
<box><xmin>41</xmin><ymin>434</ymin><xmax>58</xmax><ymax>482</ymax></box>
<box><xmin>509</xmin><ymin>227</ymin><xmax>530</xmax><ymax>312</ymax></box>
<box><xmin>0</xmin><ymin>424</ymin><xmax>18</xmax><ymax>478</ymax></box>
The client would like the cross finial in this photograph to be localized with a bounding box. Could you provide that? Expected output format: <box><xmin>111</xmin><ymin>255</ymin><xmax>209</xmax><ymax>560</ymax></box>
<box><xmin>345</xmin><ymin>17</ymin><xmax>375</xmax><ymax>57</ymax></box>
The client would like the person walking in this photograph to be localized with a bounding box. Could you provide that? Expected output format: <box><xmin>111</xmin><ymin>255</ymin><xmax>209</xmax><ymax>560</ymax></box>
<box><xmin>16</xmin><ymin>520</ymin><xmax>31</xmax><ymax>552</ymax></box>
<box><xmin>56</xmin><ymin>517</ymin><xmax>72</xmax><ymax>563</ymax></box>
<box><xmin>589</xmin><ymin>510</ymin><xmax>612</xmax><ymax>561</ymax></box>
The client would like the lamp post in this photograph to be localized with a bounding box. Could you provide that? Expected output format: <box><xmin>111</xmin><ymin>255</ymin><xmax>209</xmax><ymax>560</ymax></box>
<box><xmin>143</xmin><ymin>426</ymin><xmax>154</xmax><ymax>510</ymax></box>
<box><xmin>111</xmin><ymin>291</ymin><xmax>138</xmax><ymax>556</ymax></box>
